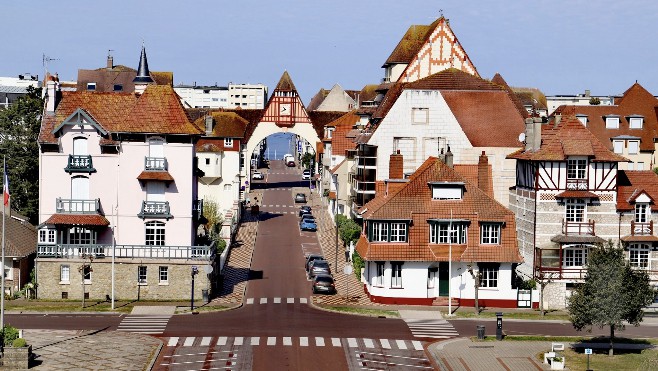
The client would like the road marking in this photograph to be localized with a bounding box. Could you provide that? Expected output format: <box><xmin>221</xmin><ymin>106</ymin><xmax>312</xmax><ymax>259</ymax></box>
<box><xmin>287</xmin><ymin>297</ymin><xmax>294</xmax><ymax>304</ymax></box>
<box><xmin>364</xmin><ymin>338</ymin><xmax>374</xmax><ymax>348</ymax></box>
<box><xmin>201</xmin><ymin>337</ymin><xmax>211</xmax><ymax>346</ymax></box>
<box><xmin>299</xmin><ymin>298</ymin><xmax>308</xmax><ymax>304</ymax></box>
<box><xmin>396</xmin><ymin>340</ymin><xmax>407</xmax><ymax>350</ymax></box>
<box><xmin>412</xmin><ymin>340</ymin><xmax>423</xmax><ymax>351</ymax></box>
<box><xmin>260</xmin><ymin>298</ymin><xmax>267</xmax><ymax>304</ymax></box>
<box><xmin>300</xmin><ymin>337</ymin><xmax>309</xmax><ymax>347</ymax></box>
<box><xmin>315</xmin><ymin>337</ymin><xmax>325</xmax><ymax>347</ymax></box>
<box><xmin>235</xmin><ymin>337</ymin><xmax>244</xmax><ymax>346</ymax></box>
<box><xmin>183</xmin><ymin>337</ymin><xmax>194</xmax><ymax>346</ymax></box>
<box><xmin>380</xmin><ymin>339</ymin><xmax>391</xmax><ymax>349</ymax></box>
<box><xmin>274</xmin><ymin>297</ymin><xmax>281</xmax><ymax>304</ymax></box>
<box><xmin>332</xmin><ymin>338</ymin><xmax>341</xmax><ymax>347</ymax></box>
<box><xmin>283</xmin><ymin>337</ymin><xmax>292</xmax><ymax>346</ymax></box>
<box><xmin>347</xmin><ymin>338</ymin><xmax>357</xmax><ymax>348</ymax></box>
<box><xmin>251</xmin><ymin>337</ymin><xmax>260</xmax><ymax>345</ymax></box>
<box><xmin>167</xmin><ymin>337</ymin><xmax>178</xmax><ymax>346</ymax></box>
<box><xmin>267</xmin><ymin>337</ymin><xmax>276</xmax><ymax>346</ymax></box>
<box><xmin>246</xmin><ymin>298</ymin><xmax>254</xmax><ymax>305</ymax></box>
<box><xmin>217</xmin><ymin>337</ymin><xmax>227</xmax><ymax>346</ymax></box>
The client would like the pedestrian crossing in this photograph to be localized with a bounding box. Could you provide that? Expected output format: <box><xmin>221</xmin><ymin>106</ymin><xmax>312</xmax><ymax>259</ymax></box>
<box><xmin>163</xmin><ymin>336</ymin><xmax>426</xmax><ymax>351</ymax></box>
<box><xmin>116</xmin><ymin>314</ymin><xmax>172</xmax><ymax>334</ymax></box>
<box><xmin>404</xmin><ymin>318</ymin><xmax>459</xmax><ymax>339</ymax></box>
<box><xmin>245</xmin><ymin>297</ymin><xmax>308</xmax><ymax>305</ymax></box>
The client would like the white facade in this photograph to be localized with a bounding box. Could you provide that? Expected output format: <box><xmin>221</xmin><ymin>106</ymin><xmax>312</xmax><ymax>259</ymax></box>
<box><xmin>228</xmin><ymin>83</ymin><xmax>268</xmax><ymax>109</ymax></box>
<box><xmin>197</xmin><ymin>150</ymin><xmax>241</xmax><ymax>214</ymax></box>
<box><xmin>174</xmin><ymin>85</ymin><xmax>229</xmax><ymax>109</ymax></box>
<box><xmin>546</xmin><ymin>92</ymin><xmax>614</xmax><ymax>115</ymax></box>
<box><xmin>0</xmin><ymin>74</ymin><xmax>41</xmax><ymax>108</ymax></box>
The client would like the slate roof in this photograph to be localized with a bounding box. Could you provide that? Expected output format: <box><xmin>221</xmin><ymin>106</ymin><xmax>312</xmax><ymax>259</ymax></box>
<box><xmin>616</xmin><ymin>170</ymin><xmax>658</xmax><ymax>211</ymax></box>
<box><xmin>507</xmin><ymin>116</ymin><xmax>630</xmax><ymax>162</ymax></box>
<box><xmin>555</xmin><ymin>82</ymin><xmax>658</xmax><ymax>152</ymax></box>
<box><xmin>274</xmin><ymin>71</ymin><xmax>297</xmax><ymax>92</ymax></box>
<box><xmin>356</xmin><ymin>157</ymin><xmax>520</xmax><ymax>263</ymax></box>
<box><xmin>0</xmin><ymin>211</ymin><xmax>36</xmax><ymax>258</ymax></box>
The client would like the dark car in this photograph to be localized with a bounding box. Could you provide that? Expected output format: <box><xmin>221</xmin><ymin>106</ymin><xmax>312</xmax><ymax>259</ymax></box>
<box><xmin>308</xmin><ymin>259</ymin><xmax>331</xmax><ymax>278</ymax></box>
<box><xmin>294</xmin><ymin>193</ymin><xmax>307</xmax><ymax>203</ymax></box>
<box><xmin>305</xmin><ymin>254</ymin><xmax>324</xmax><ymax>272</ymax></box>
<box><xmin>312</xmin><ymin>274</ymin><xmax>336</xmax><ymax>294</ymax></box>
<box><xmin>286</xmin><ymin>160</ymin><xmax>295</xmax><ymax>167</ymax></box>
<box><xmin>299</xmin><ymin>205</ymin><xmax>312</xmax><ymax>217</ymax></box>
<box><xmin>300</xmin><ymin>219</ymin><xmax>317</xmax><ymax>232</ymax></box>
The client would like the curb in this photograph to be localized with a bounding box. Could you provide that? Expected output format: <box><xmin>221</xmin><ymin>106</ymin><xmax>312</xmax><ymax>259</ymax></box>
<box><xmin>146</xmin><ymin>339</ymin><xmax>164</xmax><ymax>371</ymax></box>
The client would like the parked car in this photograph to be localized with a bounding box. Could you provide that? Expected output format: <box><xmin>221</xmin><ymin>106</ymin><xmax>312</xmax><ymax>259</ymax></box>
<box><xmin>305</xmin><ymin>254</ymin><xmax>324</xmax><ymax>272</ymax></box>
<box><xmin>302</xmin><ymin>170</ymin><xmax>311</xmax><ymax>180</ymax></box>
<box><xmin>299</xmin><ymin>205</ymin><xmax>312</xmax><ymax>217</ymax></box>
<box><xmin>252</xmin><ymin>171</ymin><xmax>264</xmax><ymax>180</ymax></box>
<box><xmin>308</xmin><ymin>260</ymin><xmax>331</xmax><ymax>278</ymax></box>
<box><xmin>312</xmin><ymin>274</ymin><xmax>336</xmax><ymax>294</ymax></box>
<box><xmin>300</xmin><ymin>214</ymin><xmax>316</xmax><ymax>224</ymax></box>
<box><xmin>300</xmin><ymin>219</ymin><xmax>317</xmax><ymax>232</ymax></box>
<box><xmin>294</xmin><ymin>193</ymin><xmax>307</xmax><ymax>203</ymax></box>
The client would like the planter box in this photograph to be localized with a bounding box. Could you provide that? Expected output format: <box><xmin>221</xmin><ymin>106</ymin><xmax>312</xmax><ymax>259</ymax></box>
<box><xmin>2</xmin><ymin>345</ymin><xmax>32</xmax><ymax>369</ymax></box>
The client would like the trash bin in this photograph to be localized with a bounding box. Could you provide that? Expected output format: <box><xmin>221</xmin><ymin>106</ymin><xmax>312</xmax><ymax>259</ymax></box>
<box><xmin>476</xmin><ymin>325</ymin><xmax>485</xmax><ymax>340</ymax></box>
<box><xmin>202</xmin><ymin>289</ymin><xmax>209</xmax><ymax>303</ymax></box>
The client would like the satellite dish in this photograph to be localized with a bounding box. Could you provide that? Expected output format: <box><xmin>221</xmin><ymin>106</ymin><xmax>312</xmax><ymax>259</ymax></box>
<box><xmin>518</xmin><ymin>133</ymin><xmax>526</xmax><ymax>142</ymax></box>
<box><xmin>203</xmin><ymin>265</ymin><xmax>213</xmax><ymax>274</ymax></box>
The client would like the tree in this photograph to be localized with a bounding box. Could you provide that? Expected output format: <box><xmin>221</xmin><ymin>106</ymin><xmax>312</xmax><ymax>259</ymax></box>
<box><xmin>0</xmin><ymin>86</ymin><xmax>43</xmax><ymax>224</ymax></box>
<box><xmin>467</xmin><ymin>265</ymin><xmax>482</xmax><ymax>314</ymax></box>
<box><xmin>301</xmin><ymin>152</ymin><xmax>314</xmax><ymax>170</ymax></box>
<box><xmin>567</xmin><ymin>241</ymin><xmax>656</xmax><ymax>356</ymax></box>
<box><xmin>589</xmin><ymin>96</ymin><xmax>601</xmax><ymax>105</ymax></box>
<box><xmin>336</xmin><ymin>215</ymin><xmax>360</xmax><ymax>247</ymax></box>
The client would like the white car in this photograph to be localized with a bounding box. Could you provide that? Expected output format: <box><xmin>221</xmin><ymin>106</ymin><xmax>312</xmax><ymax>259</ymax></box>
<box><xmin>252</xmin><ymin>171</ymin><xmax>264</xmax><ymax>180</ymax></box>
<box><xmin>302</xmin><ymin>170</ymin><xmax>311</xmax><ymax>180</ymax></box>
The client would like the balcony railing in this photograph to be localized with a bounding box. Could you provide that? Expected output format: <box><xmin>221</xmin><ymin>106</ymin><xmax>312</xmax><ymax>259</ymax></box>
<box><xmin>631</xmin><ymin>220</ymin><xmax>653</xmax><ymax>235</ymax></box>
<box><xmin>56</xmin><ymin>198</ymin><xmax>100</xmax><ymax>214</ymax></box>
<box><xmin>37</xmin><ymin>243</ymin><xmax>213</xmax><ymax>260</ymax></box>
<box><xmin>356</xmin><ymin>156</ymin><xmax>377</xmax><ymax>168</ymax></box>
<box><xmin>566</xmin><ymin>178</ymin><xmax>588</xmax><ymax>190</ymax></box>
<box><xmin>562</xmin><ymin>219</ymin><xmax>595</xmax><ymax>236</ymax></box>
<box><xmin>65</xmin><ymin>155</ymin><xmax>96</xmax><ymax>173</ymax></box>
<box><xmin>138</xmin><ymin>201</ymin><xmax>172</xmax><ymax>219</ymax></box>
<box><xmin>145</xmin><ymin>157</ymin><xmax>168</xmax><ymax>171</ymax></box>
<box><xmin>534</xmin><ymin>247</ymin><xmax>588</xmax><ymax>280</ymax></box>
<box><xmin>352</xmin><ymin>180</ymin><xmax>376</xmax><ymax>193</ymax></box>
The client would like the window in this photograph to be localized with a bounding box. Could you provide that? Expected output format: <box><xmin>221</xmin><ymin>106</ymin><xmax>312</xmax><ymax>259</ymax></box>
<box><xmin>82</xmin><ymin>265</ymin><xmax>92</xmax><ymax>283</ymax></box>
<box><xmin>371</xmin><ymin>222</ymin><xmax>389</xmax><ymax>242</ymax></box>
<box><xmin>431</xmin><ymin>185</ymin><xmax>463</xmax><ymax>200</ymax></box>
<box><xmin>113</xmin><ymin>84</ymin><xmax>123</xmax><ymax>92</ymax></box>
<box><xmin>39</xmin><ymin>229</ymin><xmax>56</xmax><ymax>244</ymax></box>
<box><xmin>635</xmin><ymin>204</ymin><xmax>649</xmax><ymax>223</ymax></box>
<box><xmin>205</xmin><ymin>158</ymin><xmax>210</xmax><ymax>165</ymax></box>
<box><xmin>224</xmin><ymin>138</ymin><xmax>233</xmax><ymax>147</ymax></box>
<box><xmin>60</xmin><ymin>265</ymin><xmax>70</xmax><ymax>282</ymax></box>
<box><xmin>564</xmin><ymin>246</ymin><xmax>588</xmax><ymax>267</ymax></box>
<box><xmin>68</xmin><ymin>227</ymin><xmax>93</xmax><ymax>245</ymax></box>
<box><xmin>224</xmin><ymin>184</ymin><xmax>232</xmax><ymax>191</ymax></box>
<box><xmin>138</xmin><ymin>266</ymin><xmax>147</xmax><ymax>284</ymax></box>
<box><xmin>412</xmin><ymin>107</ymin><xmax>429</xmax><ymax>124</ymax></box>
<box><xmin>613</xmin><ymin>140</ymin><xmax>623</xmax><ymax>154</ymax></box>
<box><xmin>389</xmin><ymin>223</ymin><xmax>407</xmax><ymax>242</ymax></box>
<box><xmin>637</xmin><ymin>162</ymin><xmax>645</xmax><ymax>170</ymax></box>
<box><xmin>391</xmin><ymin>262</ymin><xmax>403</xmax><ymax>288</ymax></box>
<box><xmin>159</xmin><ymin>266</ymin><xmax>169</xmax><ymax>283</ymax></box>
<box><xmin>567</xmin><ymin>159</ymin><xmax>587</xmax><ymax>179</ymax></box>
<box><xmin>479</xmin><ymin>264</ymin><xmax>499</xmax><ymax>288</ymax></box>
<box><xmin>145</xmin><ymin>221</ymin><xmax>165</xmax><ymax>246</ymax></box>
<box><xmin>629</xmin><ymin>244</ymin><xmax>650</xmax><ymax>268</ymax></box>
<box><xmin>628</xmin><ymin>141</ymin><xmax>639</xmax><ymax>155</ymax></box>
<box><xmin>605</xmin><ymin>116</ymin><xmax>619</xmax><ymax>129</ymax></box>
<box><xmin>480</xmin><ymin>224</ymin><xmax>501</xmax><ymax>244</ymax></box>
<box><xmin>629</xmin><ymin>117</ymin><xmax>643</xmax><ymax>129</ymax></box>
<box><xmin>566</xmin><ymin>199</ymin><xmax>586</xmax><ymax>222</ymax></box>
<box><xmin>429</xmin><ymin>223</ymin><xmax>467</xmax><ymax>244</ymax></box>
<box><xmin>375</xmin><ymin>262</ymin><xmax>384</xmax><ymax>286</ymax></box>
<box><xmin>86</xmin><ymin>82</ymin><xmax>96</xmax><ymax>91</ymax></box>
<box><xmin>576</xmin><ymin>115</ymin><xmax>587</xmax><ymax>126</ymax></box>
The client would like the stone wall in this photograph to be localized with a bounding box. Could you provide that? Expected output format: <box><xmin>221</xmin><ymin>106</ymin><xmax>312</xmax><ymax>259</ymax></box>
<box><xmin>36</xmin><ymin>258</ymin><xmax>211</xmax><ymax>301</ymax></box>
<box><xmin>540</xmin><ymin>281</ymin><xmax>567</xmax><ymax>310</ymax></box>
<box><xmin>509</xmin><ymin>188</ymin><xmax>536</xmax><ymax>277</ymax></box>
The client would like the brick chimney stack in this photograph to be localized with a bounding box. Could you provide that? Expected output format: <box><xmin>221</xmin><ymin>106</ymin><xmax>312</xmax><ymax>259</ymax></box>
<box><xmin>389</xmin><ymin>150</ymin><xmax>404</xmax><ymax>179</ymax></box>
<box><xmin>478</xmin><ymin>151</ymin><xmax>491</xmax><ymax>196</ymax></box>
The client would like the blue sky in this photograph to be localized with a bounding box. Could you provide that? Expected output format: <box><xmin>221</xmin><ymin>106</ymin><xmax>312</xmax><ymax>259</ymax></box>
<box><xmin>2</xmin><ymin>0</ymin><xmax>657</xmax><ymax>102</ymax></box>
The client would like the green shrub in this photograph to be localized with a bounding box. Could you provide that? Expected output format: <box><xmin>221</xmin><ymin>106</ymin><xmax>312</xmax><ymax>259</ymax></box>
<box><xmin>12</xmin><ymin>338</ymin><xmax>27</xmax><ymax>347</ymax></box>
<box><xmin>352</xmin><ymin>250</ymin><xmax>364</xmax><ymax>280</ymax></box>
<box><xmin>2</xmin><ymin>325</ymin><xmax>19</xmax><ymax>346</ymax></box>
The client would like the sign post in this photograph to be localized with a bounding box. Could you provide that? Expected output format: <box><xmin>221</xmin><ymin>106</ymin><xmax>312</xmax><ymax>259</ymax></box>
<box><xmin>585</xmin><ymin>348</ymin><xmax>592</xmax><ymax>370</ymax></box>
<box><xmin>343</xmin><ymin>264</ymin><xmax>353</xmax><ymax>303</ymax></box>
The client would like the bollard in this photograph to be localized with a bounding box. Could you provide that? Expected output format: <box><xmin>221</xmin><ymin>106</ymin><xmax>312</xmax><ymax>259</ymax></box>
<box><xmin>476</xmin><ymin>325</ymin><xmax>485</xmax><ymax>340</ymax></box>
<box><xmin>202</xmin><ymin>289</ymin><xmax>209</xmax><ymax>303</ymax></box>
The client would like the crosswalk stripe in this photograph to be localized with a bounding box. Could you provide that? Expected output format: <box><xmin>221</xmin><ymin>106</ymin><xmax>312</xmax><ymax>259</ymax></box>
<box><xmin>300</xmin><ymin>337</ymin><xmax>308</xmax><ymax>347</ymax></box>
<box><xmin>116</xmin><ymin>314</ymin><xmax>172</xmax><ymax>334</ymax></box>
<box><xmin>299</xmin><ymin>298</ymin><xmax>308</xmax><ymax>304</ymax></box>
<box><xmin>412</xmin><ymin>341</ymin><xmax>424</xmax><ymax>351</ymax></box>
<box><xmin>183</xmin><ymin>337</ymin><xmax>194</xmax><ymax>346</ymax></box>
<box><xmin>283</xmin><ymin>337</ymin><xmax>292</xmax><ymax>346</ymax></box>
<box><xmin>162</xmin><ymin>336</ymin><xmax>423</xmax><ymax>351</ymax></box>
<box><xmin>246</xmin><ymin>298</ymin><xmax>254</xmax><ymax>305</ymax></box>
<box><xmin>260</xmin><ymin>298</ymin><xmax>267</xmax><ymax>304</ymax></box>
<box><xmin>287</xmin><ymin>298</ymin><xmax>294</xmax><ymax>303</ymax></box>
<box><xmin>201</xmin><ymin>337</ymin><xmax>211</xmax><ymax>346</ymax></box>
<box><xmin>267</xmin><ymin>337</ymin><xmax>276</xmax><ymax>346</ymax></box>
<box><xmin>315</xmin><ymin>337</ymin><xmax>325</xmax><ymax>347</ymax></box>
<box><xmin>217</xmin><ymin>337</ymin><xmax>227</xmax><ymax>346</ymax></box>
<box><xmin>347</xmin><ymin>338</ymin><xmax>357</xmax><ymax>348</ymax></box>
<box><xmin>396</xmin><ymin>340</ymin><xmax>407</xmax><ymax>350</ymax></box>
<box><xmin>274</xmin><ymin>297</ymin><xmax>281</xmax><ymax>304</ymax></box>
<box><xmin>332</xmin><ymin>338</ymin><xmax>341</xmax><ymax>347</ymax></box>
<box><xmin>251</xmin><ymin>337</ymin><xmax>260</xmax><ymax>345</ymax></box>
<box><xmin>380</xmin><ymin>339</ymin><xmax>391</xmax><ymax>349</ymax></box>
<box><xmin>168</xmin><ymin>337</ymin><xmax>179</xmax><ymax>347</ymax></box>
<box><xmin>364</xmin><ymin>338</ymin><xmax>374</xmax><ymax>348</ymax></box>
<box><xmin>235</xmin><ymin>337</ymin><xmax>244</xmax><ymax>346</ymax></box>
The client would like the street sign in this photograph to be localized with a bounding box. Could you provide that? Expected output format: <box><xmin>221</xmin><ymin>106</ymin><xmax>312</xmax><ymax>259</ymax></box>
<box><xmin>585</xmin><ymin>348</ymin><xmax>592</xmax><ymax>355</ymax></box>
<box><xmin>343</xmin><ymin>265</ymin><xmax>353</xmax><ymax>275</ymax></box>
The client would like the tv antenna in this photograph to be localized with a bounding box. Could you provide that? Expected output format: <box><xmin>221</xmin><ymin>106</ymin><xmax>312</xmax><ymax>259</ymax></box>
<box><xmin>42</xmin><ymin>53</ymin><xmax>59</xmax><ymax>74</ymax></box>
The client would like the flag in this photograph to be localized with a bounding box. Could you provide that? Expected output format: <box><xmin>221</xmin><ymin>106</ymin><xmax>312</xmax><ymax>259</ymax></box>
<box><xmin>3</xmin><ymin>162</ymin><xmax>9</xmax><ymax>207</ymax></box>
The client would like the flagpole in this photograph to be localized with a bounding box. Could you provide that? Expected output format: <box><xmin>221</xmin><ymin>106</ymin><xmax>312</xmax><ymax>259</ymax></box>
<box><xmin>1</xmin><ymin>156</ymin><xmax>6</xmax><ymax>342</ymax></box>
<box><xmin>448</xmin><ymin>209</ymin><xmax>452</xmax><ymax>316</ymax></box>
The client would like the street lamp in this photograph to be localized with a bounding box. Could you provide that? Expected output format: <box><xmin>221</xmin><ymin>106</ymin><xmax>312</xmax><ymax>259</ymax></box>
<box><xmin>334</xmin><ymin>177</ymin><xmax>339</xmax><ymax>273</ymax></box>
<box><xmin>191</xmin><ymin>265</ymin><xmax>199</xmax><ymax>311</ymax></box>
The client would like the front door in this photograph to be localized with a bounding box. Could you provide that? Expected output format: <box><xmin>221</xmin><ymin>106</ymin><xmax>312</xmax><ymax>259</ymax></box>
<box><xmin>438</xmin><ymin>262</ymin><xmax>449</xmax><ymax>297</ymax></box>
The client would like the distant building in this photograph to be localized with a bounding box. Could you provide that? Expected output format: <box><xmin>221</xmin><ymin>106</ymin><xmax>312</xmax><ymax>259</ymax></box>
<box><xmin>0</xmin><ymin>211</ymin><xmax>37</xmax><ymax>296</ymax></box>
<box><xmin>0</xmin><ymin>74</ymin><xmax>41</xmax><ymax>108</ymax></box>
<box><xmin>228</xmin><ymin>83</ymin><xmax>267</xmax><ymax>109</ymax></box>
<box><xmin>546</xmin><ymin>90</ymin><xmax>615</xmax><ymax>116</ymax></box>
<box><xmin>174</xmin><ymin>84</ymin><xmax>229</xmax><ymax>108</ymax></box>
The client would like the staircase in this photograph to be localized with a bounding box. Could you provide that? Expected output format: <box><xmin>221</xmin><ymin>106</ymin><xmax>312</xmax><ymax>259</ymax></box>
<box><xmin>431</xmin><ymin>297</ymin><xmax>459</xmax><ymax>307</ymax></box>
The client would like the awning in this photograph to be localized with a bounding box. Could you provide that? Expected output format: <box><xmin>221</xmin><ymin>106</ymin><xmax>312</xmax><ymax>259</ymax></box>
<box><xmin>550</xmin><ymin>234</ymin><xmax>605</xmax><ymax>244</ymax></box>
<box><xmin>555</xmin><ymin>190</ymin><xmax>599</xmax><ymax>199</ymax></box>
<box><xmin>44</xmin><ymin>214</ymin><xmax>110</xmax><ymax>227</ymax></box>
<box><xmin>620</xmin><ymin>235</ymin><xmax>658</xmax><ymax>242</ymax></box>
<box><xmin>137</xmin><ymin>171</ymin><xmax>174</xmax><ymax>184</ymax></box>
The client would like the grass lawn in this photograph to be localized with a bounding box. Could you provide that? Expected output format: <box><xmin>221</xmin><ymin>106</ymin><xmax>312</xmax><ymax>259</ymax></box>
<box><xmin>4</xmin><ymin>299</ymin><xmax>230</xmax><ymax>314</ymax></box>
<box><xmin>551</xmin><ymin>347</ymin><xmax>658</xmax><ymax>370</ymax></box>
<box><xmin>451</xmin><ymin>309</ymin><xmax>570</xmax><ymax>321</ymax></box>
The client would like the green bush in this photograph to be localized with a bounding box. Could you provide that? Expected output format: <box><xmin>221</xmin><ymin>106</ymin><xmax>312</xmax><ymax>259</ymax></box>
<box><xmin>11</xmin><ymin>338</ymin><xmax>27</xmax><ymax>347</ymax></box>
<box><xmin>352</xmin><ymin>250</ymin><xmax>364</xmax><ymax>280</ymax></box>
<box><xmin>2</xmin><ymin>325</ymin><xmax>19</xmax><ymax>346</ymax></box>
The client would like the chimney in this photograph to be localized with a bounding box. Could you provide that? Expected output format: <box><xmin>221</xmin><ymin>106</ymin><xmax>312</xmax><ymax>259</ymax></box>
<box><xmin>389</xmin><ymin>150</ymin><xmax>404</xmax><ymax>179</ymax></box>
<box><xmin>107</xmin><ymin>54</ymin><xmax>114</xmax><ymax>69</ymax></box>
<box><xmin>585</xmin><ymin>89</ymin><xmax>591</xmax><ymax>97</ymax></box>
<box><xmin>444</xmin><ymin>146</ymin><xmax>453</xmax><ymax>168</ymax></box>
<box><xmin>45</xmin><ymin>73</ymin><xmax>60</xmax><ymax>114</ymax></box>
<box><xmin>524</xmin><ymin>118</ymin><xmax>542</xmax><ymax>152</ymax></box>
<box><xmin>532</xmin><ymin>117</ymin><xmax>542</xmax><ymax>150</ymax></box>
<box><xmin>205</xmin><ymin>115</ymin><xmax>214</xmax><ymax>136</ymax></box>
<box><xmin>478</xmin><ymin>151</ymin><xmax>491</xmax><ymax>196</ymax></box>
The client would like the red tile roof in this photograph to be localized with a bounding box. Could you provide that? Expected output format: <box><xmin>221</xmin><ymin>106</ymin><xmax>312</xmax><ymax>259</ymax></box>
<box><xmin>507</xmin><ymin>116</ymin><xmax>630</xmax><ymax>162</ymax></box>
<box><xmin>617</xmin><ymin>170</ymin><xmax>658</xmax><ymax>211</ymax></box>
<box><xmin>406</xmin><ymin>68</ymin><xmax>501</xmax><ymax>91</ymax></box>
<box><xmin>453</xmin><ymin>164</ymin><xmax>493</xmax><ymax>196</ymax></box>
<box><xmin>356</xmin><ymin>157</ymin><xmax>520</xmax><ymax>263</ymax></box>
<box><xmin>44</xmin><ymin>214</ymin><xmax>110</xmax><ymax>227</ymax></box>
<box><xmin>326</xmin><ymin>111</ymin><xmax>359</xmax><ymax>155</ymax></box>
<box><xmin>192</xmin><ymin>112</ymin><xmax>248</xmax><ymax>138</ymax></box>
<box><xmin>137</xmin><ymin>171</ymin><xmax>174</xmax><ymax>182</ymax></box>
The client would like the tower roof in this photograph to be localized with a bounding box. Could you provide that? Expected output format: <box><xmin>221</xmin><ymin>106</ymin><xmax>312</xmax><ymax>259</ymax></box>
<box><xmin>274</xmin><ymin>71</ymin><xmax>297</xmax><ymax>92</ymax></box>
<box><xmin>133</xmin><ymin>45</ymin><xmax>154</xmax><ymax>84</ymax></box>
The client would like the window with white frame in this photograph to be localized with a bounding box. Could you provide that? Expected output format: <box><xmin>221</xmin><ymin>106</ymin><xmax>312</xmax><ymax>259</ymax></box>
<box><xmin>412</xmin><ymin>107</ymin><xmax>429</xmax><ymax>124</ymax></box>
<box><xmin>431</xmin><ymin>185</ymin><xmax>463</xmax><ymax>200</ymax></box>
<box><xmin>60</xmin><ymin>265</ymin><xmax>70</xmax><ymax>282</ymax></box>
<box><xmin>566</xmin><ymin>199</ymin><xmax>586</xmax><ymax>222</ymax></box>
<box><xmin>629</xmin><ymin>117</ymin><xmax>643</xmax><ymax>129</ymax></box>
<box><xmin>567</xmin><ymin>159</ymin><xmax>587</xmax><ymax>179</ymax></box>
<box><xmin>628</xmin><ymin>140</ymin><xmax>639</xmax><ymax>154</ymax></box>
<box><xmin>629</xmin><ymin>244</ymin><xmax>650</xmax><ymax>268</ymax></box>
<box><xmin>576</xmin><ymin>115</ymin><xmax>587</xmax><ymax>126</ymax></box>
<box><xmin>480</xmin><ymin>223</ymin><xmax>501</xmax><ymax>244</ymax></box>
<box><xmin>391</xmin><ymin>262</ymin><xmax>403</xmax><ymax>288</ymax></box>
<box><xmin>159</xmin><ymin>266</ymin><xmax>169</xmax><ymax>283</ymax></box>
<box><xmin>145</xmin><ymin>221</ymin><xmax>165</xmax><ymax>246</ymax></box>
<box><xmin>82</xmin><ymin>265</ymin><xmax>92</xmax><ymax>283</ymax></box>
<box><xmin>370</xmin><ymin>222</ymin><xmax>389</xmax><ymax>242</ymax></box>
<box><xmin>375</xmin><ymin>262</ymin><xmax>384</xmax><ymax>286</ymax></box>
<box><xmin>389</xmin><ymin>223</ymin><xmax>407</xmax><ymax>242</ymax></box>
<box><xmin>224</xmin><ymin>138</ymin><xmax>233</xmax><ymax>147</ymax></box>
<box><xmin>564</xmin><ymin>246</ymin><xmax>588</xmax><ymax>267</ymax></box>
<box><xmin>138</xmin><ymin>266</ymin><xmax>147</xmax><ymax>284</ymax></box>
<box><xmin>429</xmin><ymin>222</ymin><xmax>467</xmax><ymax>244</ymax></box>
<box><xmin>86</xmin><ymin>82</ymin><xmax>96</xmax><ymax>91</ymax></box>
<box><xmin>479</xmin><ymin>263</ymin><xmax>499</xmax><ymax>288</ymax></box>
<box><xmin>68</xmin><ymin>227</ymin><xmax>93</xmax><ymax>245</ymax></box>
<box><xmin>605</xmin><ymin>116</ymin><xmax>619</xmax><ymax>129</ymax></box>
<box><xmin>39</xmin><ymin>229</ymin><xmax>56</xmax><ymax>244</ymax></box>
<box><xmin>635</xmin><ymin>203</ymin><xmax>650</xmax><ymax>223</ymax></box>
<box><xmin>613</xmin><ymin>140</ymin><xmax>623</xmax><ymax>154</ymax></box>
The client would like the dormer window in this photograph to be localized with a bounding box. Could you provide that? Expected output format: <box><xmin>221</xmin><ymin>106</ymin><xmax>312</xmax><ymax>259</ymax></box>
<box><xmin>628</xmin><ymin>115</ymin><xmax>644</xmax><ymax>129</ymax></box>
<box><xmin>480</xmin><ymin>223</ymin><xmax>501</xmax><ymax>245</ymax></box>
<box><xmin>604</xmin><ymin>115</ymin><xmax>620</xmax><ymax>129</ymax></box>
<box><xmin>368</xmin><ymin>221</ymin><xmax>408</xmax><ymax>243</ymax></box>
<box><xmin>635</xmin><ymin>203</ymin><xmax>650</xmax><ymax>223</ymax></box>
<box><xmin>86</xmin><ymin>83</ymin><xmax>96</xmax><ymax>91</ymax></box>
<box><xmin>113</xmin><ymin>84</ymin><xmax>123</xmax><ymax>92</ymax></box>
<box><xmin>326</xmin><ymin>127</ymin><xmax>334</xmax><ymax>139</ymax></box>
<box><xmin>224</xmin><ymin>138</ymin><xmax>233</xmax><ymax>147</ymax></box>
<box><xmin>576</xmin><ymin>114</ymin><xmax>588</xmax><ymax>126</ymax></box>
<box><xmin>628</xmin><ymin>140</ymin><xmax>639</xmax><ymax>155</ymax></box>
<box><xmin>430</xmin><ymin>182</ymin><xmax>464</xmax><ymax>200</ymax></box>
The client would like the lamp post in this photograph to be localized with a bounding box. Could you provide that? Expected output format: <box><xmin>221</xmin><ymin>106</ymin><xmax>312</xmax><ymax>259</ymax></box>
<box><xmin>334</xmin><ymin>177</ymin><xmax>339</xmax><ymax>273</ymax></box>
<box><xmin>191</xmin><ymin>265</ymin><xmax>199</xmax><ymax>311</ymax></box>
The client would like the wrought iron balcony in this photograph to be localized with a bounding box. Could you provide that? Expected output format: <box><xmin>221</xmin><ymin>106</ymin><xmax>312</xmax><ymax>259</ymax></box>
<box><xmin>566</xmin><ymin>178</ymin><xmax>588</xmax><ymax>190</ymax></box>
<box><xmin>562</xmin><ymin>219</ymin><xmax>595</xmax><ymax>236</ymax></box>
<box><xmin>145</xmin><ymin>157</ymin><xmax>168</xmax><ymax>171</ymax></box>
<box><xmin>37</xmin><ymin>243</ymin><xmax>214</xmax><ymax>260</ymax></box>
<box><xmin>631</xmin><ymin>220</ymin><xmax>653</xmax><ymax>236</ymax></box>
<box><xmin>65</xmin><ymin>155</ymin><xmax>96</xmax><ymax>173</ymax></box>
<box><xmin>138</xmin><ymin>201</ymin><xmax>172</xmax><ymax>219</ymax></box>
<box><xmin>56</xmin><ymin>198</ymin><xmax>100</xmax><ymax>214</ymax></box>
